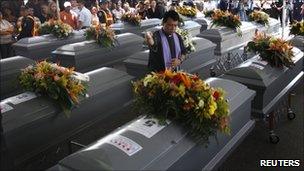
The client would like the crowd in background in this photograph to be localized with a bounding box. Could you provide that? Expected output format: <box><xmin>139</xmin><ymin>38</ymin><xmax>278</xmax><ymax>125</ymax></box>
<box><xmin>1</xmin><ymin>0</ymin><xmax>304</xmax><ymax>59</ymax></box>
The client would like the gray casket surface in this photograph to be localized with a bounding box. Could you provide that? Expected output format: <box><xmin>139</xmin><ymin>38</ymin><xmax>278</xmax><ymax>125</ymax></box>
<box><xmin>221</xmin><ymin>47</ymin><xmax>304</xmax><ymax>116</ymax></box>
<box><xmin>197</xmin><ymin>17</ymin><xmax>212</xmax><ymax>32</ymax></box>
<box><xmin>253</xmin><ymin>18</ymin><xmax>280</xmax><ymax>35</ymax></box>
<box><xmin>198</xmin><ymin>21</ymin><xmax>257</xmax><ymax>56</ymax></box>
<box><xmin>50</xmin><ymin>78</ymin><xmax>255</xmax><ymax>171</ymax></box>
<box><xmin>52</xmin><ymin>33</ymin><xmax>144</xmax><ymax>72</ymax></box>
<box><xmin>143</xmin><ymin>20</ymin><xmax>202</xmax><ymax>37</ymax></box>
<box><xmin>12</xmin><ymin>30</ymin><xmax>86</xmax><ymax>60</ymax></box>
<box><xmin>0</xmin><ymin>56</ymin><xmax>35</xmax><ymax>100</ymax></box>
<box><xmin>290</xmin><ymin>35</ymin><xmax>304</xmax><ymax>52</ymax></box>
<box><xmin>111</xmin><ymin>19</ymin><xmax>161</xmax><ymax>35</ymax></box>
<box><xmin>123</xmin><ymin>37</ymin><xmax>216</xmax><ymax>78</ymax></box>
<box><xmin>1</xmin><ymin>67</ymin><xmax>137</xmax><ymax>170</ymax></box>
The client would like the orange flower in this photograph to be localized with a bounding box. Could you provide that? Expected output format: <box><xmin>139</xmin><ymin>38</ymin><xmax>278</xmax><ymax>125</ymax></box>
<box><xmin>179</xmin><ymin>73</ymin><xmax>191</xmax><ymax>89</ymax></box>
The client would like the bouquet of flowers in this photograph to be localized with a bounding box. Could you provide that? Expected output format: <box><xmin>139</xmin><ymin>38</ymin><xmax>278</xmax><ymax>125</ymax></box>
<box><xmin>246</xmin><ymin>32</ymin><xmax>294</xmax><ymax>68</ymax></box>
<box><xmin>176</xmin><ymin>6</ymin><xmax>197</xmax><ymax>18</ymax></box>
<box><xmin>85</xmin><ymin>24</ymin><xmax>117</xmax><ymax>48</ymax></box>
<box><xmin>176</xmin><ymin>28</ymin><xmax>196</xmax><ymax>54</ymax></box>
<box><xmin>248</xmin><ymin>10</ymin><xmax>269</xmax><ymax>26</ymax></box>
<box><xmin>210</xmin><ymin>9</ymin><xmax>241</xmax><ymax>30</ymax></box>
<box><xmin>290</xmin><ymin>21</ymin><xmax>304</xmax><ymax>36</ymax></box>
<box><xmin>19</xmin><ymin>61</ymin><xmax>89</xmax><ymax>113</ymax></box>
<box><xmin>133</xmin><ymin>70</ymin><xmax>230</xmax><ymax>143</ymax></box>
<box><xmin>204</xmin><ymin>10</ymin><xmax>214</xmax><ymax>18</ymax></box>
<box><xmin>39</xmin><ymin>20</ymin><xmax>73</xmax><ymax>38</ymax></box>
<box><xmin>121</xmin><ymin>13</ymin><xmax>141</xmax><ymax>26</ymax></box>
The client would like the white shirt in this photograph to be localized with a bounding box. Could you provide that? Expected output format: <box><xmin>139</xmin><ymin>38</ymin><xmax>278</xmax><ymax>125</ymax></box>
<box><xmin>78</xmin><ymin>6</ymin><xmax>92</xmax><ymax>27</ymax></box>
<box><xmin>204</xmin><ymin>1</ymin><xmax>218</xmax><ymax>11</ymax></box>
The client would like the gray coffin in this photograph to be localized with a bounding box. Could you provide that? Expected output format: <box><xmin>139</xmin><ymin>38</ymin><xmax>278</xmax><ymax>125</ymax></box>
<box><xmin>123</xmin><ymin>37</ymin><xmax>216</xmax><ymax>78</ymax></box>
<box><xmin>12</xmin><ymin>30</ymin><xmax>86</xmax><ymax>60</ymax></box>
<box><xmin>221</xmin><ymin>47</ymin><xmax>304</xmax><ymax>116</ymax></box>
<box><xmin>51</xmin><ymin>78</ymin><xmax>256</xmax><ymax>171</ymax></box>
<box><xmin>142</xmin><ymin>20</ymin><xmax>202</xmax><ymax>37</ymax></box>
<box><xmin>0</xmin><ymin>56</ymin><xmax>35</xmax><ymax>100</ymax></box>
<box><xmin>52</xmin><ymin>33</ymin><xmax>144</xmax><ymax>73</ymax></box>
<box><xmin>1</xmin><ymin>67</ymin><xmax>136</xmax><ymax>169</ymax></box>
<box><xmin>111</xmin><ymin>19</ymin><xmax>161</xmax><ymax>35</ymax></box>
<box><xmin>253</xmin><ymin>18</ymin><xmax>280</xmax><ymax>35</ymax></box>
<box><xmin>198</xmin><ymin>21</ymin><xmax>257</xmax><ymax>56</ymax></box>
<box><xmin>290</xmin><ymin>35</ymin><xmax>304</xmax><ymax>52</ymax></box>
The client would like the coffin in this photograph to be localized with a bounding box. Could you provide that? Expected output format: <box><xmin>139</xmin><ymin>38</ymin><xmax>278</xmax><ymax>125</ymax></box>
<box><xmin>198</xmin><ymin>21</ymin><xmax>257</xmax><ymax>56</ymax></box>
<box><xmin>143</xmin><ymin>20</ymin><xmax>202</xmax><ymax>37</ymax></box>
<box><xmin>1</xmin><ymin>67</ymin><xmax>137</xmax><ymax>170</ymax></box>
<box><xmin>49</xmin><ymin>78</ymin><xmax>255</xmax><ymax>171</ymax></box>
<box><xmin>12</xmin><ymin>30</ymin><xmax>86</xmax><ymax>60</ymax></box>
<box><xmin>221</xmin><ymin>47</ymin><xmax>304</xmax><ymax>116</ymax></box>
<box><xmin>0</xmin><ymin>56</ymin><xmax>35</xmax><ymax>100</ymax></box>
<box><xmin>110</xmin><ymin>19</ymin><xmax>161</xmax><ymax>35</ymax></box>
<box><xmin>253</xmin><ymin>18</ymin><xmax>280</xmax><ymax>35</ymax></box>
<box><xmin>290</xmin><ymin>35</ymin><xmax>304</xmax><ymax>52</ymax></box>
<box><xmin>123</xmin><ymin>37</ymin><xmax>216</xmax><ymax>78</ymax></box>
<box><xmin>52</xmin><ymin>33</ymin><xmax>144</xmax><ymax>72</ymax></box>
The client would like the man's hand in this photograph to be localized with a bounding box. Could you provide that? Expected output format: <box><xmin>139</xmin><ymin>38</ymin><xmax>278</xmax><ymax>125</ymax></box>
<box><xmin>145</xmin><ymin>31</ymin><xmax>154</xmax><ymax>46</ymax></box>
<box><xmin>171</xmin><ymin>58</ymin><xmax>181</xmax><ymax>69</ymax></box>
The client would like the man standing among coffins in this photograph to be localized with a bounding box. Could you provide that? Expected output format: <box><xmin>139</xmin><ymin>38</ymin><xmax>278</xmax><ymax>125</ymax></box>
<box><xmin>77</xmin><ymin>0</ymin><xmax>92</xmax><ymax>29</ymax></box>
<box><xmin>145</xmin><ymin>10</ymin><xmax>186</xmax><ymax>72</ymax></box>
<box><xmin>60</xmin><ymin>1</ymin><xmax>78</xmax><ymax>29</ymax></box>
<box><xmin>97</xmin><ymin>0</ymin><xmax>114</xmax><ymax>26</ymax></box>
<box><xmin>147</xmin><ymin>0</ymin><xmax>165</xmax><ymax>19</ymax></box>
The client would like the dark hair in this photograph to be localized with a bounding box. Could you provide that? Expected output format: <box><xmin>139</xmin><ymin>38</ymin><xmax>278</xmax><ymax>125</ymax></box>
<box><xmin>162</xmin><ymin>10</ymin><xmax>180</xmax><ymax>23</ymax></box>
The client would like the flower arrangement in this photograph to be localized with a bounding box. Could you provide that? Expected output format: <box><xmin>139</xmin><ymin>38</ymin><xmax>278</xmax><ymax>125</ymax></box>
<box><xmin>176</xmin><ymin>28</ymin><xmax>196</xmax><ymax>54</ymax></box>
<box><xmin>133</xmin><ymin>70</ymin><xmax>230</xmax><ymax>143</ymax></box>
<box><xmin>248</xmin><ymin>10</ymin><xmax>269</xmax><ymax>26</ymax></box>
<box><xmin>85</xmin><ymin>24</ymin><xmax>117</xmax><ymax>48</ymax></box>
<box><xmin>290</xmin><ymin>21</ymin><xmax>304</xmax><ymax>36</ymax></box>
<box><xmin>176</xmin><ymin>6</ymin><xmax>197</xmax><ymax>18</ymax></box>
<box><xmin>246</xmin><ymin>32</ymin><xmax>294</xmax><ymax>68</ymax></box>
<box><xmin>210</xmin><ymin>9</ymin><xmax>241</xmax><ymax>30</ymax></box>
<box><xmin>19</xmin><ymin>61</ymin><xmax>88</xmax><ymax>112</ymax></box>
<box><xmin>121</xmin><ymin>13</ymin><xmax>141</xmax><ymax>26</ymax></box>
<box><xmin>38</xmin><ymin>20</ymin><xmax>73</xmax><ymax>38</ymax></box>
<box><xmin>204</xmin><ymin>10</ymin><xmax>214</xmax><ymax>18</ymax></box>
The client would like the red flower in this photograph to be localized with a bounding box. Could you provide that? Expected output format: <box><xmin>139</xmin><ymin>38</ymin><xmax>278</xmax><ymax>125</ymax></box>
<box><xmin>213</xmin><ymin>91</ymin><xmax>220</xmax><ymax>100</ymax></box>
<box><xmin>170</xmin><ymin>75</ymin><xmax>182</xmax><ymax>84</ymax></box>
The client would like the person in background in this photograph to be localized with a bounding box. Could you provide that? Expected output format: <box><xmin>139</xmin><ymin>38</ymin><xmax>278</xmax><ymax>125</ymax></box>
<box><xmin>0</xmin><ymin>11</ymin><xmax>14</xmax><ymax>59</ymax></box>
<box><xmin>144</xmin><ymin>0</ymin><xmax>150</xmax><ymax>11</ymax></box>
<box><xmin>38</xmin><ymin>3</ymin><xmax>49</xmax><ymax>23</ymax></box>
<box><xmin>112</xmin><ymin>2</ymin><xmax>125</xmax><ymax>21</ymax></box>
<box><xmin>123</xmin><ymin>2</ymin><xmax>136</xmax><ymax>14</ymax></box>
<box><xmin>70</xmin><ymin>0</ymin><xmax>80</xmax><ymax>15</ymax></box>
<box><xmin>28</xmin><ymin>6</ymin><xmax>41</xmax><ymax>35</ymax></box>
<box><xmin>293</xmin><ymin>0</ymin><xmax>303</xmax><ymax>21</ymax></box>
<box><xmin>147</xmin><ymin>0</ymin><xmax>165</xmax><ymax>19</ymax></box>
<box><xmin>97</xmin><ymin>0</ymin><xmax>115</xmax><ymax>26</ymax></box>
<box><xmin>275</xmin><ymin>0</ymin><xmax>284</xmax><ymax>26</ymax></box>
<box><xmin>60</xmin><ymin>1</ymin><xmax>78</xmax><ymax>29</ymax></box>
<box><xmin>238</xmin><ymin>0</ymin><xmax>247</xmax><ymax>21</ymax></box>
<box><xmin>135</xmin><ymin>1</ymin><xmax>147</xmax><ymax>19</ymax></box>
<box><xmin>286</xmin><ymin>0</ymin><xmax>294</xmax><ymax>24</ymax></box>
<box><xmin>301</xmin><ymin>3</ymin><xmax>304</xmax><ymax>20</ymax></box>
<box><xmin>48</xmin><ymin>1</ymin><xmax>59</xmax><ymax>20</ymax></box>
<box><xmin>2</xmin><ymin>8</ymin><xmax>17</xmax><ymax>24</ymax></box>
<box><xmin>77</xmin><ymin>0</ymin><xmax>92</xmax><ymax>29</ymax></box>
<box><xmin>218</xmin><ymin>0</ymin><xmax>229</xmax><ymax>11</ymax></box>
<box><xmin>145</xmin><ymin>10</ymin><xmax>186</xmax><ymax>72</ymax></box>
<box><xmin>91</xmin><ymin>6</ymin><xmax>100</xmax><ymax>25</ymax></box>
<box><xmin>17</xmin><ymin>6</ymin><xmax>36</xmax><ymax>40</ymax></box>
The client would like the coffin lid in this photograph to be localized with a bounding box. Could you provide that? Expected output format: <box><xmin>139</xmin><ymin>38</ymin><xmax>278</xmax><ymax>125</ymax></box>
<box><xmin>192</xmin><ymin>37</ymin><xmax>216</xmax><ymax>50</ymax></box>
<box><xmin>54</xmin><ymin>33</ymin><xmax>143</xmax><ymax>53</ymax></box>
<box><xmin>1</xmin><ymin>67</ymin><xmax>133</xmax><ymax>133</ymax></box>
<box><xmin>13</xmin><ymin>29</ymin><xmax>85</xmax><ymax>46</ymax></box>
<box><xmin>124</xmin><ymin>18</ymin><xmax>161</xmax><ymax>28</ymax></box>
<box><xmin>1</xmin><ymin>56</ymin><xmax>35</xmax><ymax>76</ymax></box>
<box><xmin>56</xmin><ymin>78</ymin><xmax>255</xmax><ymax>170</ymax></box>
<box><xmin>224</xmin><ymin>47</ymin><xmax>303</xmax><ymax>87</ymax></box>
<box><xmin>199</xmin><ymin>21</ymin><xmax>256</xmax><ymax>39</ymax></box>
